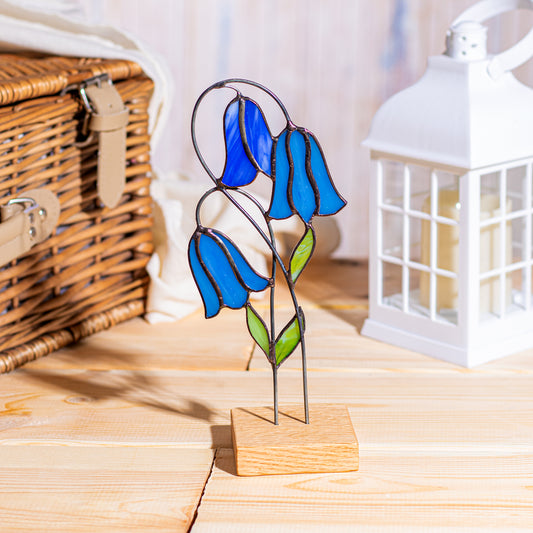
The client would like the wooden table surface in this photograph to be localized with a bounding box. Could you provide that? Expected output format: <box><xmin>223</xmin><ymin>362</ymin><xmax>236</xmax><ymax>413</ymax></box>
<box><xmin>1</xmin><ymin>260</ymin><xmax>532</xmax><ymax>532</ymax></box>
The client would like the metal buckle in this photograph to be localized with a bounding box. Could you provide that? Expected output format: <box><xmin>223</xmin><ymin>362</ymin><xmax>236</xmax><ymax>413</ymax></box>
<box><xmin>61</xmin><ymin>73</ymin><xmax>111</xmax><ymax>101</ymax></box>
<box><xmin>7</xmin><ymin>197</ymin><xmax>36</xmax><ymax>211</ymax></box>
<box><xmin>7</xmin><ymin>196</ymin><xmax>46</xmax><ymax>219</ymax></box>
<box><xmin>77</xmin><ymin>73</ymin><xmax>111</xmax><ymax>114</ymax></box>
<box><xmin>61</xmin><ymin>73</ymin><xmax>112</xmax><ymax>143</ymax></box>
<box><xmin>4</xmin><ymin>197</ymin><xmax>45</xmax><ymax>236</ymax></box>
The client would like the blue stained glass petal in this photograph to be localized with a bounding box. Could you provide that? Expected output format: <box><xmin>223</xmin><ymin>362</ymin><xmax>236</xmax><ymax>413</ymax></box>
<box><xmin>290</xmin><ymin>130</ymin><xmax>316</xmax><ymax>223</ymax></box>
<box><xmin>309</xmin><ymin>134</ymin><xmax>346</xmax><ymax>215</ymax></box>
<box><xmin>268</xmin><ymin>130</ymin><xmax>292</xmax><ymax>219</ymax></box>
<box><xmin>212</xmin><ymin>230</ymin><xmax>269</xmax><ymax>292</ymax></box>
<box><xmin>243</xmin><ymin>99</ymin><xmax>272</xmax><ymax>175</ymax></box>
<box><xmin>221</xmin><ymin>99</ymin><xmax>257</xmax><ymax>187</ymax></box>
<box><xmin>188</xmin><ymin>238</ymin><xmax>220</xmax><ymax>318</ymax></box>
<box><xmin>198</xmin><ymin>234</ymin><xmax>248</xmax><ymax>309</ymax></box>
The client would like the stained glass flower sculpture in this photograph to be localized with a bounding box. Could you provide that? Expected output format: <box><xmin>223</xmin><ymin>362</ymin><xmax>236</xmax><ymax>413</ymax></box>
<box><xmin>189</xmin><ymin>79</ymin><xmax>346</xmax><ymax>424</ymax></box>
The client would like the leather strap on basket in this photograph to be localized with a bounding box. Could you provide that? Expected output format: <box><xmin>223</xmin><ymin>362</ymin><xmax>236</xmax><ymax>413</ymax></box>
<box><xmin>84</xmin><ymin>80</ymin><xmax>129</xmax><ymax>209</ymax></box>
<box><xmin>0</xmin><ymin>189</ymin><xmax>60</xmax><ymax>267</ymax></box>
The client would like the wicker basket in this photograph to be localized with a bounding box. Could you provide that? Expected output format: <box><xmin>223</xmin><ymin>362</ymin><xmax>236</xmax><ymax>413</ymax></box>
<box><xmin>0</xmin><ymin>54</ymin><xmax>154</xmax><ymax>373</ymax></box>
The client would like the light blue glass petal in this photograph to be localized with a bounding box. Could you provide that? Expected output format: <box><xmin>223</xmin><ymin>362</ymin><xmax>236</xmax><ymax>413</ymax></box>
<box><xmin>309</xmin><ymin>134</ymin><xmax>346</xmax><ymax>215</ymax></box>
<box><xmin>198</xmin><ymin>233</ymin><xmax>248</xmax><ymax>309</ymax></box>
<box><xmin>212</xmin><ymin>230</ymin><xmax>269</xmax><ymax>292</ymax></box>
<box><xmin>268</xmin><ymin>130</ymin><xmax>292</xmax><ymax>219</ymax></box>
<box><xmin>188</xmin><ymin>238</ymin><xmax>220</xmax><ymax>318</ymax></box>
<box><xmin>220</xmin><ymin>99</ymin><xmax>257</xmax><ymax>187</ymax></box>
<box><xmin>290</xmin><ymin>130</ymin><xmax>316</xmax><ymax>223</ymax></box>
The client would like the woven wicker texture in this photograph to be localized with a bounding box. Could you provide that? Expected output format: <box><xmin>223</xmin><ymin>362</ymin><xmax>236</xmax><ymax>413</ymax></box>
<box><xmin>0</xmin><ymin>55</ymin><xmax>154</xmax><ymax>373</ymax></box>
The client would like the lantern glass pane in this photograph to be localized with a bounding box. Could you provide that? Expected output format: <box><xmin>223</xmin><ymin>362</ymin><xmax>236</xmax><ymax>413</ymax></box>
<box><xmin>382</xmin><ymin>209</ymin><xmax>403</xmax><ymax>258</ymax></box>
<box><xmin>436</xmin><ymin>172</ymin><xmax>460</xmax><ymax>220</ymax></box>
<box><xmin>409</xmin><ymin>165</ymin><xmax>431</xmax><ymax>213</ymax></box>
<box><xmin>382</xmin><ymin>261</ymin><xmax>402</xmax><ymax>304</ymax></box>
<box><xmin>409</xmin><ymin>215</ymin><xmax>422</xmax><ymax>264</ymax></box>
<box><xmin>480</xmin><ymin>171</ymin><xmax>501</xmax><ymax>220</ymax></box>
<box><xmin>436</xmin><ymin>274</ymin><xmax>458</xmax><ymax>322</ymax></box>
<box><xmin>382</xmin><ymin>160</ymin><xmax>404</xmax><ymax>207</ymax></box>
<box><xmin>530</xmin><ymin>213</ymin><xmax>533</xmax><ymax>259</ymax></box>
<box><xmin>480</xmin><ymin>274</ymin><xmax>504</xmax><ymax>318</ymax></box>
<box><xmin>508</xmin><ymin>268</ymin><xmax>527</xmax><ymax>312</ymax></box>
<box><xmin>510</xmin><ymin>216</ymin><xmax>526</xmax><ymax>265</ymax></box>
<box><xmin>436</xmin><ymin>221</ymin><xmax>459</xmax><ymax>274</ymax></box>
<box><xmin>480</xmin><ymin>221</ymin><xmax>505</xmax><ymax>274</ymax></box>
<box><xmin>408</xmin><ymin>267</ymin><xmax>423</xmax><ymax>313</ymax></box>
<box><xmin>507</xmin><ymin>166</ymin><xmax>528</xmax><ymax>212</ymax></box>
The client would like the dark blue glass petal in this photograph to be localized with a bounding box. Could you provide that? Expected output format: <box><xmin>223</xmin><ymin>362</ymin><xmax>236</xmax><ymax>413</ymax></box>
<box><xmin>188</xmin><ymin>237</ymin><xmax>221</xmax><ymax>318</ymax></box>
<box><xmin>212</xmin><ymin>230</ymin><xmax>269</xmax><ymax>292</ymax></box>
<box><xmin>267</xmin><ymin>130</ymin><xmax>292</xmax><ymax>220</ymax></box>
<box><xmin>198</xmin><ymin>233</ymin><xmax>248</xmax><ymax>309</ymax></box>
<box><xmin>309</xmin><ymin>133</ymin><xmax>346</xmax><ymax>215</ymax></box>
<box><xmin>220</xmin><ymin>98</ymin><xmax>272</xmax><ymax>187</ymax></box>
<box><xmin>290</xmin><ymin>130</ymin><xmax>316</xmax><ymax>223</ymax></box>
<box><xmin>243</xmin><ymin>99</ymin><xmax>272</xmax><ymax>176</ymax></box>
<box><xmin>220</xmin><ymin>99</ymin><xmax>257</xmax><ymax>187</ymax></box>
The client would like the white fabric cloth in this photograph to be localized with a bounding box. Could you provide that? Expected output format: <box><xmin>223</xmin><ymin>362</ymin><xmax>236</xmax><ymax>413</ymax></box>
<box><xmin>0</xmin><ymin>0</ymin><xmax>342</xmax><ymax>323</ymax></box>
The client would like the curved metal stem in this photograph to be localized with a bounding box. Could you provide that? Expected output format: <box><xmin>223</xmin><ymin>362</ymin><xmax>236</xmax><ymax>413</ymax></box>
<box><xmin>195</xmin><ymin>185</ymin><xmax>309</xmax><ymax>425</ymax></box>
<box><xmin>221</xmin><ymin>188</ymin><xmax>309</xmax><ymax>424</ymax></box>
<box><xmin>272</xmin><ymin>363</ymin><xmax>279</xmax><ymax>425</ymax></box>
<box><xmin>269</xmin><ymin>232</ymin><xmax>277</xmax><ymax>422</ymax></box>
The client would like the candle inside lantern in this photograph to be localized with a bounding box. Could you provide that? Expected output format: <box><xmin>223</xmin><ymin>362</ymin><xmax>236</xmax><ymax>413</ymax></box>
<box><xmin>420</xmin><ymin>190</ymin><xmax>511</xmax><ymax>315</ymax></box>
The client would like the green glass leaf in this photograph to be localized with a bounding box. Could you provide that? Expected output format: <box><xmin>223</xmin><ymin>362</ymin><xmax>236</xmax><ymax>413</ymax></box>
<box><xmin>290</xmin><ymin>227</ymin><xmax>315</xmax><ymax>283</ymax></box>
<box><xmin>246</xmin><ymin>305</ymin><xmax>270</xmax><ymax>357</ymax></box>
<box><xmin>275</xmin><ymin>314</ymin><xmax>302</xmax><ymax>366</ymax></box>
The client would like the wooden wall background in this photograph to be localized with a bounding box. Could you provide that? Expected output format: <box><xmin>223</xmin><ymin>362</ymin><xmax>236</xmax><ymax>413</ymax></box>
<box><xmin>78</xmin><ymin>0</ymin><xmax>533</xmax><ymax>258</ymax></box>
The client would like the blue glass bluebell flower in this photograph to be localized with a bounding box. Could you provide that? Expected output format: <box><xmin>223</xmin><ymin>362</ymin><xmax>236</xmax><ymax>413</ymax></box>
<box><xmin>188</xmin><ymin>228</ymin><xmax>270</xmax><ymax>318</ymax></box>
<box><xmin>220</xmin><ymin>96</ymin><xmax>273</xmax><ymax>187</ymax></box>
<box><xmin>267</xmin><ymin>127</ymin><xmax>346</xmax><ymax>223</ymax></box>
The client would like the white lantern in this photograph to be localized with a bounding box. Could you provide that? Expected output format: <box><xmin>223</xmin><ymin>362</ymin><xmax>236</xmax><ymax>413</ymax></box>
<box><xmin>362</xmin><ymin>0</ymin><xmax>533</xmax><ymax>367</ymax></box>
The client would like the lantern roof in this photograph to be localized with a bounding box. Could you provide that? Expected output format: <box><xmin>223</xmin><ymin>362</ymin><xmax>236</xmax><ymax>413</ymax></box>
<box><xmin>364</xmin><ymin>20</ymin><xmax>533</xmax><ymax>170</ymax></box>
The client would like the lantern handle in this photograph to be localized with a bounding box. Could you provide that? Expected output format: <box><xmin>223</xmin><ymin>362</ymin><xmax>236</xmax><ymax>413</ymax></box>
<box><xmin>452</xmin><ymin>0</ymin><xmax>533</xmax><ymax>79</ymax></box>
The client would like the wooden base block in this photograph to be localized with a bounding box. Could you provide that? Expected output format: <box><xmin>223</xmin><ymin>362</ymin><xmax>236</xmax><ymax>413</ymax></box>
<box><xmin>231</xmin><ymin>404</ymin><xmax>359</xmax><ymax>476</ymax></box>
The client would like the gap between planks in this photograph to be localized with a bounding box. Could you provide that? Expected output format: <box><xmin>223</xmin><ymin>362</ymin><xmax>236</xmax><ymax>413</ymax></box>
<box><xmin>188</xmin><ymin>448</ymin><xmax>218</xmax><ymax>532</ymax></box>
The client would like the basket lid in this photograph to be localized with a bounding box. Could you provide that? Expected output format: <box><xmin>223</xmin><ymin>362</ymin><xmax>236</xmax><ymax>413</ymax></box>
<box><xmin>0</xmin><ymin>54</ymin><xmax>143</xmax><ymax>106</ymax></box>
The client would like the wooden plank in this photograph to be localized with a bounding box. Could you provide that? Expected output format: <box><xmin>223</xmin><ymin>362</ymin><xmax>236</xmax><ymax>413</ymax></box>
<box><xmin>0</xmin><ymin>368</ymin><xmax>227</xmax><ymax>448</ymax></box>
<box><xmin>2</xmin><ymin>369</ymin><xmax>533</xmax><ymax>452</ymax></box>
<box><xmin>28</xmin><ymin>309</ymin><xmax>254</xmax><ymax>371</ymax></box>
<box><xmin>192</xmin><ymin>448</ymin><xmax>533</xmax><ymax>532</ymax></box>
<box><xmin>0</xmin><ymin>446</ymin><xmax>213</xmax><ymax>533</ymax></box>
<box><xmin>231</xmin><ymin>404</ymin><xmax>358</xmax><ymax>476</ymax></box>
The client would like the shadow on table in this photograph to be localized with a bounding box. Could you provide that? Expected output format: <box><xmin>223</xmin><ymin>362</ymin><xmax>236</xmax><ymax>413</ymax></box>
<box><xmin>210</xmin><ymin>444</ymin><xmax>238</xmax><ymax>476</ymax></box>
<box><xmin>210</xmin><ymin>424</ymin><xmax>231</xmax><ymax>446</ymax></box>
<box><xmin>21</xmin><ymin>368</ymin><xmax>217</xmax><ymax>422</ymax></box>
<box><xmin>210</xmin><ymin>425</ymin><xmax>239</xmax><ymax>476</ymax></box>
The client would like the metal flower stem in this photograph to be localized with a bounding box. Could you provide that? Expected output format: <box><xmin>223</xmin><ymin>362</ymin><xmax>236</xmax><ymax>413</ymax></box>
<box><xmin>195</xmin><ymin>186</ymin><xmax>309</xmax><ymax>424</ymax></box>
<box><xmin>270</xmin><ymin>242</ymin><xmax>279</xmax><ymax>425</ymax></box>
<box><xmin>191</xmin><ymin>80</ymin><xmax>309</xmax><ymax>425</ymax></box>
<box><xmin>226</xmin><ymin>188</ymin><xmax>309</xmax><ymax>425</ymax></box>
